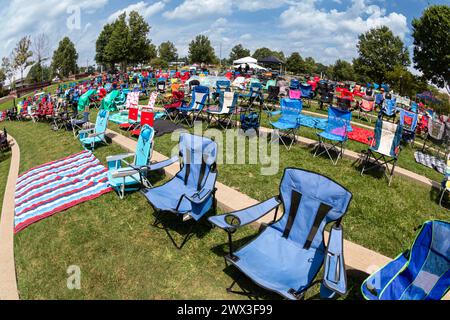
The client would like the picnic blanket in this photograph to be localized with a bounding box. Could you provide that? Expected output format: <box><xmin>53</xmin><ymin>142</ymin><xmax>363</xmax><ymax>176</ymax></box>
<box><xmin>14</xmin><ymin>151</ymin><xmax>112</xmax><ymax>233</ymax></box>
<box><xmin>348</xmin><ymin>126</ymin><xmax>374</xmax><ymax>145</ymax></box>
<box><xmin>414</xmin><ymin>151</ymin><xmax>447</xmax><ymax>174</ymax></box>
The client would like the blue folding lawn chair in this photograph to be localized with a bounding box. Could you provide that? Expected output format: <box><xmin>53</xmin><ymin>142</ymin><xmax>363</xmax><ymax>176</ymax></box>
<box><xmin>240</xmin><ymin>83</ymin><xmax>263</xmax><ymax>106</ymax></box>
<box><xmin>269</xmin><ymin>98</ymin><xmax>302</xmax><ymax>150</ymax></box>
<box><xmin>360</xmin><ymin>115</ymin><xmax>403</xmax><ymax>186</ymax></box>
<box><xmin>381</xmin><ymin>98</ymin><xmax>397</xmax><ymax>122</ymax></box>
<box><xmin>78</xmin><ymin>110</ymin><xmax>109</xmax><ymax>151</ymax></box>
<box><xmin>213</xmin><ymin>80</ymin><xmax>231</xmax><ymax>101</ymax></box>
<box><xmin>314</xmin><ymin>107</ymin><xmax>352</xmax><ymax>165</ymax></box>
<box><xmin>142</xmin><ymin>133</ymin><xmax>218</xmax><ymax>249</ymax></box>
<box><xmin>107</xmin><ymin>124</ymin><xmax>155</xmax><ymax>199</ymax></box>
<box><xmin>300</xmin><ymin>83</ymin><xmax>313</xmax><ymax>107</ymax></box>
<box><xmin>176</xmin><ymin>86</ymin><xmax>210</xmax><ymax>127</ymax></box>
<box><xmin>209</xmin><ymin>168</ymin><xmax>353</xmax><ymax>300</ymax></box>
<box><xmin>362</xmin><ymin>220</ymin><xmax>450</xmax><ymax>300</ymax></box>
<box><xmin>399</xmin><ymin>109</ymin><xmax>419</xmax><ymax>144</ymax></box>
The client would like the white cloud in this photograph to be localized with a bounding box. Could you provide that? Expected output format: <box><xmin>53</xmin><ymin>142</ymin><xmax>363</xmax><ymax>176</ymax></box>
<box><xmin>234</xmin><ymin>0</ymin><xmax>287</xmax><ymax>11</ymax></box>
<box><xmin>107</xmin><ymin>1</ymin><xmax>166</xmax><ymax>22</ymax></box>
<box><xmin>163</xmin><ymin>0</ymin><xmax>232</xmax><ymax>20</ymax></box>
<box><xmin>279</xmin><ymin>0</ymin><xmax>409</xmax><ymax>64</ymax></box>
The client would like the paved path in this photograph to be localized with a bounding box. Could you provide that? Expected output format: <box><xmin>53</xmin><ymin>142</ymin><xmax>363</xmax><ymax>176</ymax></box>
<box><xmin>0</xmin><ymin>136</ymin><xmax>20</xmax><ymax>300</ymax></box>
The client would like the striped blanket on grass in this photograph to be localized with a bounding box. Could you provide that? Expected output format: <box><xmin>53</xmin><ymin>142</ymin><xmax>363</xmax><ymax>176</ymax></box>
<box><xmin>414</xmin><ymin>151</ymin><xmax>446</xmax><ymax>174</ymax></box>
<box><xmin>14</xmin><ymin>150</ymin><xmax>112</xmax><ymax>233</ymax></box>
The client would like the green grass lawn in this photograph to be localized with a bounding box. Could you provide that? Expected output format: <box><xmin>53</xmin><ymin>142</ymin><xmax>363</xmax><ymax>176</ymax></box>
<box><xmin>0</xmin><ymin>151</ymin><xmax>11</xmax><ymax>218</ymax></box>
<box><xmin>1</xmin><ymin>88</ymin><xmax>447</xmax><ymax>300</ymax></box>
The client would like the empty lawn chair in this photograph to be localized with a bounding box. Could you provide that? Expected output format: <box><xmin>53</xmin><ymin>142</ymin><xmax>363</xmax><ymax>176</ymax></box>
<box><xmin>361</xmin><ymin>220</ymin><xmax>450</xmax><ymax>300</ymax></box>
<box><xmin>130</xmin><ymin>111</ymin><xmax>155</xmax><ymax>137</ymax></box>
<box><xmin>78</xmin><ymin>110</ymin><xmax>109</xmax><ymax>151</ymax></box>
<box><xmin>107</xmin><ymin>124</ymin><xmax>155</xmax><ymax>199</ymax></box>
<box><xmin>381</xmin><ymin>98</ymin><xmax>397</xmax><ymax>122</ymax></box>
<box><xmin>70</xmin><ymin>111</ymin><xmax>90</xmax><ymax>137</ymax></box>
<box><xmin>358</xmin><ymin>98</ymin><xmax>375</xmax><ymax>123</ymax></box>
<box><xmin>300</xmin><ymin>83</ymin><xmax>313</xmax><ymax>107</ymax></box>
<box><xmin>314</xmin><ymin>107</ymin><xmax>352</xmax><ymax>165</ymax></box>
<box><xmin>164</xmin><ymin>91</ymin><xmax>185</xmax><ymax>121</ymax></box>
<box><xmin>269</xmin><ymin>99</ymin><xmax>302</xmax><ymax>150</ymax></box>
<box><xmin>176</xmin><ymin>86</ymin><xmax>210</xmax><ymax>127</ymax></box>
<box><xmin>142</xmin><ymin>133</ymin><xmax>218</xmax><ymax>249</ymax></box>
<box><xmin>209</xmin><ymin>168</ymin><xmax>353</xmax><ymax>300</ymax></box>
<box><xmin>118</xmin><ymin>107</ymin><xmax>139</xmax><ymax>131</ymax></box>
<box><xmin>422</xmin><ymin>118</ymin><xmax>449</xmax><ymax>160</ymax></box>
<box><xmin>206</xmin><ymin>92</ymin><xmax>238</xmax><ymax>129</ymax></box>
<box><xmin>240</xmin><ymin>83</ymin><xmax>263</xmax><ymax>106</ymax></box>
<box><xmin>360</xmin><ymin>116</ymin><xmax>403</xmax><ymax>186</ymax></box>
<box><xmin>399</xmin><ymin>109</ymin><xmax>419</xmax><ymax>144</ymax></box>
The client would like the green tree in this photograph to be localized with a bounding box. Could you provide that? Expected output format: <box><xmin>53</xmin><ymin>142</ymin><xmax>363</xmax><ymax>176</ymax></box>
<box><xmin>353</xmin><ymin>26</ymin><xmax>410</xmax><ymax>84</ymax></box>
<box><xmin>27</xmin><ymin>63</ymin><xmax>51</xmax><ymax>83</ymax></box>
<box><xmin>188</xmin><ymin>35</ymin><xmax>216</xmax><ymax>64</ymax></box>
<box><xmin>0</xmin><ymin>69</ymin><xmax>5</xmax><ymax>84</ymax></box>
<box><xmin>158</xmin><ymin>41</ymin><xmax>178</xmax><ymax>62</ymax></box>
<box><xmin>150</xmin><ymin>57</ymin><xmax>168</xmax><ymax>69</ymax></box>
<box><xmin>128</xmin><ymin>11</ymin><xmax>155</xmax><ymax>66</ymax></box>
<box><xmin>1</xmin><ymin>57</ymin><xmax>15</xmax><ymax>88</ymax></box>
<box><xmin>229</xmin><ymin>44</ymin><xmax>251</xmax><ymax>62</ymax></box>
<box><xmin>286</xmin><ymin>52</ymin><xmax>305</xmax><ymax>75</ymax></box>
<box><xmin>51</xmin><ymin>37</ymin><xmax>78</xmax><ymax>78</ymax></box>
<box><xmin>105</xmin><ymin>13</ymin><xmax>130</xmax><ymax>71</ymax></box>
<box><xmin>252</xmin><ymin>47</ymin><xmax>273</xmax><ymax>61</ymax></box>
<box><xmin>303</xmin><ymin>57</ymin><xmax>316</xmax><ymax>75</ymax></box>
<box><xmin>385</xmin><ymin>65</ymin><xmax>428</xmax><ymax>98</ymax></box>
<box><xmin>412</xmin><ymin>5</ymin><xmax>450</xmax><ymax>94</ymax></box>
<box><xmin>95</xmin><ymin>23</ymin><xmax>115</xmax><ymax>70</ymax></box>
<box><xmin>332</xmin><ymin>59</ymin><xmax>355</xmax><ymax>81</ymax></box>
<box><xmin>13</xmin><ymin>36</ymin><xmax>34</xmax><ymax>86</ymax></box>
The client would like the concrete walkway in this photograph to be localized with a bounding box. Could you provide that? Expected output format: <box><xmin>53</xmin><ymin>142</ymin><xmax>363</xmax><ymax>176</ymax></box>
<box><xmin>0</xmin><ymin>136</ymin><xmax>20</xmax><ymax>300</ymax></box>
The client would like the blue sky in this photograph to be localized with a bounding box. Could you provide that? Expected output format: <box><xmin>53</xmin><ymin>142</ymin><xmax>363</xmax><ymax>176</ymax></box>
<box><xmin>0</xmin><ymin>0</ymin><xmax>449</xmax><ymax>69</ymax></box>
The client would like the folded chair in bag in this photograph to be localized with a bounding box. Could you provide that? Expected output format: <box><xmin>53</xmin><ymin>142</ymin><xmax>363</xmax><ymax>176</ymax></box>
<box><xmin>361</xmin><ymin>220</ymin><xmax>450</xmax><ymax>300</ymax></box>
<box><xmin>119</xmin><ymin>107</ymin><xmax>139</xmax><ymax>131</ymax></box>
<box><xmin>206</xmin><ymin>92</ymin><xmax>238</xmax><ymax>129</ymax></box>
<box><xmin>360</xmin><ymin>116</ymin><xmax>403</xmax><ymax>186</ymax></box>
<box><xmin>142</xmin><ymin>133</ymin><xmax>218</xmax><ymax>249</ymax></box>
<box><xmin>314</xmin><ymin>107</ymin><xmax>352</xmax><ymax>165</ymax></box>
<box><xmin>399</xmin><ymin>109</ymin><xmax>419</xmax><ymax>144</ymax></box>
<box><xmin>78</xmin><ymin>110</ymin><xmax>109</xmax><ymax>151</ymax></box>
<box><xmin>209</xmin><ymin>168</ymin><xmax>353</xmax><ymax>300</ymax></box>
<box><xmin>176</xmin><ymin>86</ymin><xmax>210</xmax><ymax>127</ymax></box>
<box><xmin>422</xmin><ymin>118</ymin><xmax>449</xmax><ymax>159</ymax></box>
<box><xmin>269</xmin><ymin>99</ymin><xmax>302</xmax><ymax>150</ymax></box>
<box><xmin>107</xmin><ymin>124</ymin><xmax>155</xmax><ymax>199</ymax></box>
<box><xmin>358</xmin><ymin>98</ymin><xmax>375</xmax><ymax>123</ymax></box>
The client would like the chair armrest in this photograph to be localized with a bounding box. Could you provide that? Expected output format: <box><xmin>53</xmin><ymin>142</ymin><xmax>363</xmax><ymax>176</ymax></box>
<box><xmin>107</xmin><ymin>153</ymin><xmax>135</xmax><ymax>164</ymax></box>
<box><xmin>87</xmin><ymin>132</ymin><xmax>105</xmax><ymax>138</ymax></box>
<box><xmin>321</xmin><ymin>223</ymin><xmax>347</xmax><ymax>297</ymax></box>
<box><xmin>268</xmin><ymin>111</ymin><xmax>282</xmax><ymax>117</ymax></box>
<box><xmin>79</xmin><ymin>128</ymin><xmax>94</xmax><ymax>135</ymax></box>
<box><xmin>208</xmin><ymin>196</ymin><xmax>281</xmax><ymax>231</ymax></box>
<box><xmin>146</xmin><ymin>156</ymin><xmax>179</xmax><ymax>171</ymax></box>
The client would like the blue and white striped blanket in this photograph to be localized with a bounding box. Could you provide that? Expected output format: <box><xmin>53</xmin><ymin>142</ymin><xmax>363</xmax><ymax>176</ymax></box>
<box><xmin>14</xmin><ymin>150</ymin><xmax>112</xmax><ymax>233</ymax></box>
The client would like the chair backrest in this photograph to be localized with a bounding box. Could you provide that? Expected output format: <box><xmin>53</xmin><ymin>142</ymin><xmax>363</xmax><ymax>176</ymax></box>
<box><xmin>268</xmin><ymin>85</ymin><xmax>280</xmax><ymax>98</ymax></box>
<box><xmin>399</xmin><ymin>109</ymin><xmax>418</xmax><ymax>132</ymax></box>
<box><xmin>189</xmin><ymin>80</ymin><xmax>201</xmax><ymax>91</ymax></box>
<box><xmin>271</xmin><ymin>168</ymin><xmax>352</xmax><ymax>251</ymax></box>
<box><xmin>157</xmin><ymin>81</ymin><xmax>166</xmax><ymax>91</ymax></box>
<box><xmin>280</xmin><ymin>98</ymin><xmax>302</xmax><ymax>123</ymax></box>
<box><xmin>381</xmin><ymin>220</ymin><xmax>450</xmax><ymax>300</ymax></box>
<box><xmin>372</xmin><ymin>117</ymin><xmax>403</xmax><ymax>157</ymax></box>
<box><xmin>126</xmin><ymin>92</ymin><xmax>140</xmax><ymax>109</ymax></box>
<box><xmin>249</xmin><ymin>83</ymin><xmax>262</xmax><ymax>98</ymax></box>
<box><xmin>427</xmin><ymin>118</ymin><xmax>446</xmax><ymax>141</ymax></box>
<box><xmin>134</xmin><ymin>124</ymin><xmax>155</xmax><ymax>167</ymax></box>
<box><xmin>190</xmin><ymin>86</ymin><xmax>210</xmax><ymax>111</ymax></box>
<box><xmin>361</xmin><ymin>99</ymin><xmax>375</xmax><ymax>112</ymax></box>
<box><xmin>140</xmin><ymin>111</ymin><xmax>155</xmax><ymax>127</ymax></box>
<box><xmin>410</xmin><ymin>102</ymin><xmax>418</xmax><ymax>113</ymax></box>
<box><xmin>265</xmin><ymin>80</ymin><xmax>276</xmax><ymax>90</ymax></box>
<box><xmin>216</xmin><ymin>81</ymin><xmax>231</xmax><ymax>94</ymax></box>
<box><xmin>290</xmin><ymin>79</ymin><xmax>300</xmax><ymax>89</ymax></box>
<box><xmin>289</xmin><ymin>89</ymin><xmax>302</xmax><ymax>100</ymax></box>
<box><xmin>128</xmin><ymin>108</ymin><xmax>139</xmax><ymax>122</ymax></box>
<box><xmin>382</xmin><ymin>98</ymin><xmax>396</xmax><ymax>115</ymax></box>
<box><xmin>300</xmin><ymin>84</ymin><xmax>312</xmax><ymax>98</ymax></box>
<box><xmin>82</xmin><ymin>112</ymin><xmax>90</xmax><ymax>122</ymax></box>
<box><xmin>176</xmin><ymin>133</ymin><xmax>218</xmax><ymax>192</ymax></box>
<box><xmin>95</xmin><ymin>110</ymin><xmax>109</xmax><ymax>134</ymax></box>
<box><xmin>325</xmin><ymin>106</ymin><xmax>351</xmax><ymax>138</ymax></box>
<box><xmin>219</xmin><ymin>92</ymin><xmax>238</xmax><ymax>114</ymax></box>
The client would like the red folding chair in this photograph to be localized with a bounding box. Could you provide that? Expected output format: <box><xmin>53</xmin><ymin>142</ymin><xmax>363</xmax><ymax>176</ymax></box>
<box><xmin>119</xmin><ymin>107</ymin><xmax>139</xmax><ymax>131</ymax></box>
<box><xmin>131</xmin><ymin>111</ymin><xmax>154</xmax><ymax>136</ymax></box>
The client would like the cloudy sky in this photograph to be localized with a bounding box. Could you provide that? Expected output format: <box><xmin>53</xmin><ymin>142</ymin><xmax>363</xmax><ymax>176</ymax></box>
<box><xmin>0</xmin><ymin>0</ymin><xmax>448</xmax><ymax>69</ymax></box>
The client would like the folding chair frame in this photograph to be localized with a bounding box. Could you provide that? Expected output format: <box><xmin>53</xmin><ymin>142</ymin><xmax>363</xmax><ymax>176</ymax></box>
<box><xmin>360</xmin><ymin>149</ymin><xmax>399</xmax><ymax>186</ymax></box>
<box><xmin>314</xmin><ymin>135</ymin><xmax>346</xmax><ymax>165</ymax></box>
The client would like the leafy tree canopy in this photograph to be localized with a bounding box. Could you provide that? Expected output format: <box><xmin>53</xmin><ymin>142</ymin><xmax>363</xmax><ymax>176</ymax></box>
<box><xmin>188</xmin><ymin>35</ymin><xmax>216</xmax><ymax>64</ymax></box>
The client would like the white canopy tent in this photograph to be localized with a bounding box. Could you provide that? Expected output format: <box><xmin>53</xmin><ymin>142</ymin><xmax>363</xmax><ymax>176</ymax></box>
<box><xmin>233</xmin><ymin>63</ymin><xmax>267</xmax><ymax>71</ymax></box>
<box><xmin>233</xmin><ymin>56</ymin><xmax>257</xmax><ymax>65</ymax></box>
